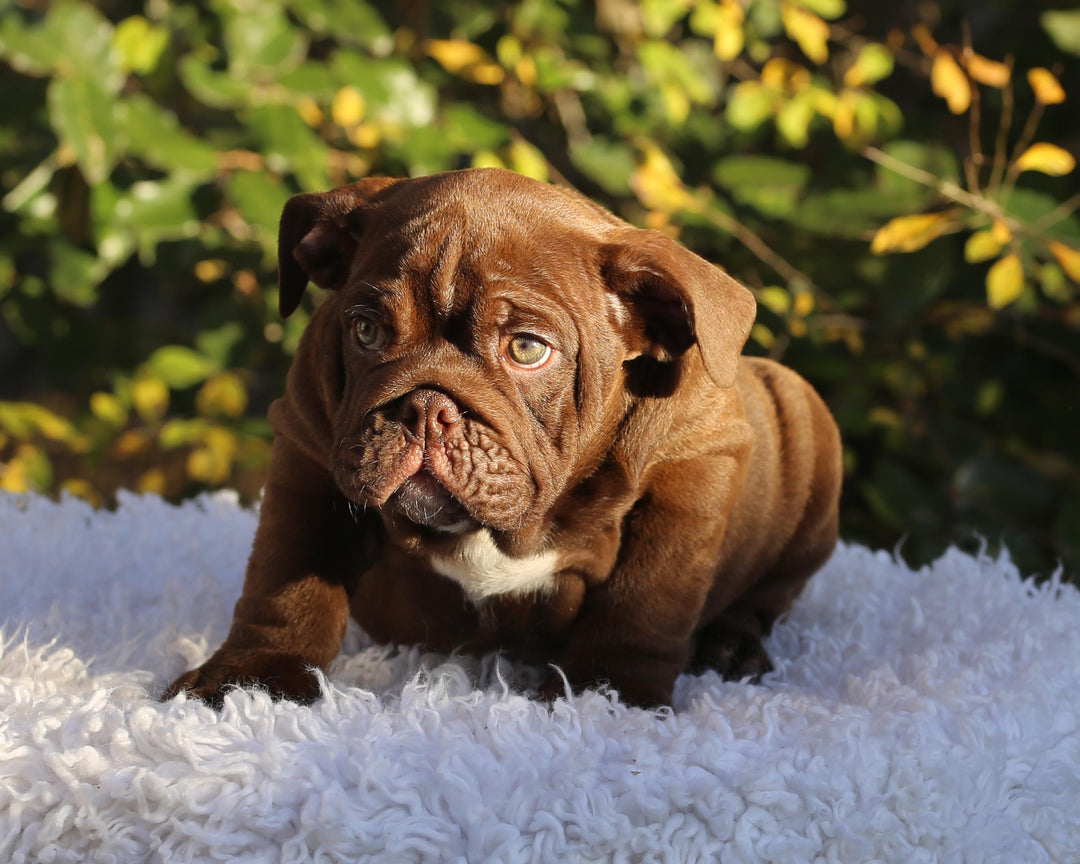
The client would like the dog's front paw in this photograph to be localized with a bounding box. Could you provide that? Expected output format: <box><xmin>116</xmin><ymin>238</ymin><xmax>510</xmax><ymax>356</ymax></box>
<box><xmin>162</xmin><ymin>650</ymin><xmax>323</xmax><ymax>707</ymax></box>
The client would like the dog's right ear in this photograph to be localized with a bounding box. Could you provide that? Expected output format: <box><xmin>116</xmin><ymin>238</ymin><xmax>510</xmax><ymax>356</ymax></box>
<box><xmin>277</xmin><ymin>177</ymin><xmax>400</xmax><ymax>318</ymax></box>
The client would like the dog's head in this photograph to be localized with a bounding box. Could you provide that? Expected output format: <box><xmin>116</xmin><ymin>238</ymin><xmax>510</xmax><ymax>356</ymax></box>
<box><xmin>277</xmin><ymin>169</ymin><xmax>755</xmax><ymax>549</ymax></box>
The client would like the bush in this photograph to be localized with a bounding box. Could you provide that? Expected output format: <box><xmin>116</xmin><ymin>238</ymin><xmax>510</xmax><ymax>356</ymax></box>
<box><xmin>1</xmin><ymin>0</ymin><xmax>1078</xmax><ymax>577</ymax></box>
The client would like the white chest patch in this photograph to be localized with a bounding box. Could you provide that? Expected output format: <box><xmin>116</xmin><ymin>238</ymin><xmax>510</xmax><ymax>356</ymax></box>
<box><xmin>429</xmin><ymin>530</ymin><xmax>558</xmax><ymax>603</ymax></box>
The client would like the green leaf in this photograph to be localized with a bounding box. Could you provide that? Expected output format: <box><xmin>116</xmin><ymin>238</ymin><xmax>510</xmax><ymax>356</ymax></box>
<box><xmin>871</xmin><ymin>140</ymin><xmax>960</xmax><ymax>213</ymax></box>
<box><xmin>1004</xmin><ymin>189</ymin><xmax>1080</xmax><ymax>240</ymax></box>
<box><xmin>442</xmin><ymin>104</ymin><xmax>509</xmax><ymax>152</ymax></box>
<box><xmin>145</xmin><ymin>346</ymin><xmax>220</xmax><ymax>389</ymax></box>
<box><xmin>570</xmin><ymin>138</ymin><xmax>636</xmax><ymax>196</ymax></box>
<box><xmin>287</xmin><ymin>0</ymin><xmax>391</xmax><ymax>50</ymax></box>
<box><xmin>244</xmin><ymin>103</ymin><xmax>330</xmax><ymax>191</ymax></box>
<box><xmin>121</xmin><ymin>95</ymin><xmax>218</xmax><ymax>179</ymax></box>
<box><xmin>794</xmin><ymin>0</ymin><xmax>846</xmax><ymax>20</ymax></box>
<box><xmin>217</xmin><ymin>0</ymin><xmax>307</xmax><ymax>78</ymax></box>
<box><xmin>0</xmin><ymin>2</ymin><xmax>120</xmax><ymax>85</ymax></box>
<box><xmin>98</xmin><ymin>179</ymin><xmax>201</xmax><ymax>263</ymax></box>
<box><xmin>726</xmin><ymin>82</ymin><xmax>776</xmax><ymax>132</ymax></box>
<box><xmin>713</xmin><ymin>155</ymin><xmax>810</xmax><ymax>218</ymax></box>
<box><xmin>228</xmin><ymin>171</ymin><xmax>292</xmax><ymax>248</ymax></box>
<box><xmin>1040</xmin><ymin>8</ymin><xmax>1080</xmax><ymax>56</ymax></box>
<box><xmin>47</xmin><ymin>77</ymin><xmax>121</xmax><ymax>184</ymax></box>
<box><xmin>331</xmin><ymin>53</ymin><xmax>436</xmax><ymax>127</ymax></box>
<box><xmin>50</xmin><ymin>240</ymin><xmax>107</xmax><ymax>307</ymax></box>
<box><xmin>178</xmin><ymin>56</ymin><xmax>254</xmax><ymax>109</ymax></box>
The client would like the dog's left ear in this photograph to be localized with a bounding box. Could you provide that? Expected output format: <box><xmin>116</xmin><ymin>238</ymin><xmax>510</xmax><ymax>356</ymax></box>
<box><xmin>277</xmin><ymin>177</ymin><xmax>401</xmax><ymax>318</ymax></box>
<box><xmin>600</xmin><ymin>228</ymin><xmax>757</xmax><ymax>388</ymax></box>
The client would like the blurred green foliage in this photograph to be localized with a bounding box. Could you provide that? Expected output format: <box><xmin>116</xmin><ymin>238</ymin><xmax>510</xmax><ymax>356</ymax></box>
<box><xmin>1</xmin><ymin>0</ymin><xmax>1078</xmax><ymax>577</ymax></box>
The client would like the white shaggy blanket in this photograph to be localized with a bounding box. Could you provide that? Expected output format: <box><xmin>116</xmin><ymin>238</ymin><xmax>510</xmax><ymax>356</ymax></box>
<box><xmin>1</xmin><ymin>492</ymin><xmax>1079</xmax><ymax>863</ymax></box>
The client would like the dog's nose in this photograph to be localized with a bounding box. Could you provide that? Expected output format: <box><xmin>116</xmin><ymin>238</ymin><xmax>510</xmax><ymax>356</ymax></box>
<box><xmin>398</xmin><ymin>389</ymin><xmax>462</xmax><ymax>441</ymax></box>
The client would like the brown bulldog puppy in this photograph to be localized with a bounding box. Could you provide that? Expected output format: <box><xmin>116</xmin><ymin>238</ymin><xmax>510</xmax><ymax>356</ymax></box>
<box><xmin>165</xmin><ymin>168</ymin><xmax>842</xmax><ymax>709</ymax></box>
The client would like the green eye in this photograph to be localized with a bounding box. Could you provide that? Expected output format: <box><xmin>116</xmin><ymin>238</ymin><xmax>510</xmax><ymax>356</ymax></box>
<box><xmin>506</xmin><ymin>335</ymin><xmax>552</xmax><ymax>368</ymax></box>
<box><xmin>353</xmin><ymin>316</ymin><xmax>382</xmax><ymax>348</ymax></box>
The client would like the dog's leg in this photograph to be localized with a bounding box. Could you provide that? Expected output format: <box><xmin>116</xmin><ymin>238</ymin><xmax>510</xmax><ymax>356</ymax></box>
<box><xmin>163</xmin><ymin>437</ymin><xmax>355</xmax><ymax>705</ymax></box>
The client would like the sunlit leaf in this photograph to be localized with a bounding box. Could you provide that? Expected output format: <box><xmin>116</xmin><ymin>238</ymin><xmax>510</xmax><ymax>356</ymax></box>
<box><xmin>424</xmin><ymin>39</ymin><xmax>505</xmax><ymax>85</ymax></box>
<box><xmin>776</xmin><ymin>94</ymin><xmax>815</xmax><ymax>148</ymax></box>
<box><xmin>726</xmin><ymin>81</ymin><xmax>777</xmax><ymax>131</ymax></box>
<box><xmin>1039</xmin><ymin>9</ymin><xmax>1080</xmax><ymax>58</ymax></box>
<box><xmin>757</xmin><ymin>287</ymin><xmax>792</xmax><ymax>315</ymax></box>
<box><xmin>964</xmin><ymin>229</ymin><xmax>1004</xmax><ymax>264</ymax></box>
<box><xmin>1014</xmin><ymin>143</ymin><xmax>1076</xmax><ymax>176</ymax></box>
<box><xmin>870</xmin><ymin>211</ymin><xmax>954</xmax><ymax>254</ymax></box>
<box><xmin>1049</xmin><ymin>241</ymin><xmax>1080</xmax><ymax>283</ymax></box>
<box><xmin>1039</xmin><ymin>262</ymin><xmax>1070</xmax><ymax>302</ymax></box>
<box><xmin>750</xmin><ymin>323</ymin><xmax>776</xmax><ymax>349</ymax></box>
<box><xmin>781</xmin><ymin>5</ymin><xmax>830</xmax><ymax>65</ymax></box>
<box><xmin>47</xmin><ymin>77</ymin><xmax>120</xmax><ymax>184</ymax></box>
<box><xmin>631</xmin><ymin>144</ymin><xmax>696</xmax><ymax>212</ymax></box>
<box><xmin>196</xmin><ymin>373</ymin><xmax>248</xmax><ymax>419</ymax></box>
<box><xmin>133</xmin><ymin>376</ymin><xmax>170</xmax><ymax>423</ymax></box>
<box><xmin>137</xmin><ymin>469</ymin><xmax>167</xmax><ymax>497</ymax></box>
<box><xmin>793</xmin><ymin>0</ymin><xmax>846</xmax><ymax>19</ymax></box>
<box><xmin>145</xmin><ymin>346</ymin><xmax>219</xmax><ymax>389</ymax></box>
<box><xmin>713</xmin><ymin>0</ymin><xmax>746</xmax><ymax>62</ymax></box>
<box><xmin>1027</xmin><ymin>67</ymin><xmax>1066</xmax><ymax>104</ymax></box>
<box><xmin>930</xmin><ymin>51</ymin><xmax>971</xmax><ymax>114</ymax></box>
<box><xmin>331</xmin><ymin>86</ymin><xmax>366</xmax><ymax>127</ymax></box>
<box><xmin>114</xmin><ymin>16</ymin><xmax>169</xmax><ymax>75</ymax></box>
<box><xmin>964</xmin><ymin>53</ymin><xmax>1010</xmax><ymax>88</ymax></box>
<box><xmin>986</xmin><ymin>253</ymin><xmax>1025</xmax><ymax>309</ymax></box>
<box><xmin>843</xmin><ymin>43</ymin><xmax>894</xmax><ymax>88</ymax></box>
<box><xmin>90</xmin><ymin>392</ymin><xmax>128</xmax><ymax>427</ymax></box>
<box><xmin>507</xmin><ymin>138</ymin><xmax>549</xmax><ymax>181</ymax></box>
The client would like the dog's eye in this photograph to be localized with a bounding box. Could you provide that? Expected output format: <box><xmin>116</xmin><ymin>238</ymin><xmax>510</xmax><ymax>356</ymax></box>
<box><xmin>353</xmin><ymin>316</ymin><xmax>384</xmax><ymax>349</ymax></box>
<box><xmin>505</xmin><ymin>335</ymin><xmax>552</xmax><ymax>369</ymax></box>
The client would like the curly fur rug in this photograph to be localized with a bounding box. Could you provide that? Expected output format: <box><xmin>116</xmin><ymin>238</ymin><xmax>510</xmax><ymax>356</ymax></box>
<box><xmin>1</xmin><ymin>491</ymin><xmax>1079</xmax><ymax>863</ymax></box>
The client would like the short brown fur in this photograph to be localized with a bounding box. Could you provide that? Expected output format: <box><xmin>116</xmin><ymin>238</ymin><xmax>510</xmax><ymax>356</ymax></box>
<box><xmin>165</xmin><ymin>169</ymin><xmax>842</xmax><ymax>708</ymax></box>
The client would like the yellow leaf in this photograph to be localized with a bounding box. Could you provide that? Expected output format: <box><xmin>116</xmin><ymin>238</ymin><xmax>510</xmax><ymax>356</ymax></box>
<box><xmin>1014</xmin><ymin>143</ymin><xmax>1076</xmax><ymax>176</ymax></box>
<box><xmin>60</xmin><ymin>479</ymin><xmax>102</xmax><ymax>507</ymax></box>
<box><xmin>631</xmin><ymin>145</ymin><xmax>695</xmax><ymax>213</ymax></box>
<box><xmin>90</xmin><ymin>392</ymin><xmax>129</xmax><ymax>427</ymax></box>
<box><xmin>964</xmin><ymin>230</ymin><xmax>1004</xmax><ymax>263</ymax></box>
<box><xmin>986</xmin><ymin>253</ymin><xmax>1024</xmax><ymax>309</ymax></box>
<box><xmin>296</xmin><ymin>97</ymin><xmax>324</xmax><ymax>128</ymax></box>
<box><xmin>346</xmin><ymin>123</ymin><xmax>381</xmax><ymax>149</ymax></box>
<box><xmin>132</xmin><ymin>377</ymin><xmax>170</xmax><ymax>424</ymax></box>
<box><xmin>990</xmin><ymin>219</ymin><xmax>1012</xmax><ymax>245</ymax></box>
<box><xmin>331</xmin><ymin>86</ymin><xmax>366</xmax><ymax>127</ymax></box>
<box><xmin>931</xmin><ymin>51</ymin><xmax>971</xmax><ymax>114</ymax></box>
<box><xmin>196</xmin><ymin>372</ymin><xmax>248</xmax><ymax>419</ymax></box>
<box><xmin>1049</xmin><ymin>241</ymin><xmax>1080</xmax><ymax>283</ymax></box>
<box><xmin>471</xmin><ymin>150</ymin><xmax>506</xmax><ymax>170</ymax></box>
<box><xmin>843</xmin><ymin>43</ymin><xmax>894</xmax><ymax>88</ymax></box>
<box><xmin>871</xmin><ymin>212</ymin><xmax>954</xmax><ymax>254</ymax></box>
<box><xmin>760</xmin><ymin>58</ymin><xmax>811</xmax><ymax>92</ymax></box>
<box><xmin>113</xmin><ymin>428</ymin><xmax>151</xmax><ymax>457</ymax></box>
<box><xmin>750</xmin><ymin>323</ymin><xmax>776</xmax><ymax>349</ymax></box>
<box><xmin>714</xmin><ymin>0</ymin><xmax>746</xmax><ymax>62</ymax></box>
<box><xmin>781</xmin><ymin>5</ymin><xmax>830</xmax><ymax>65</ymax></box>
<box><xmin>194</xmin><ymin>259</ymin><xmax>227</xmax><ymax>283</ymax></box>
<box><xmin>868</xmin><ymin>407</ymin><xmax>902</xmax><ymax>427</ymax></box>
<box><xmin>788</xmin><ymin>318</ymin><xmax>808</xmax><ymax>338</ymax></box>
<box><xmin>137</xmin><ymin>468</ymin><xmax>167</xmax><ymax>497</ymax></box>
<box><xmin>965</xmin><ymin>53</ymin><xmax>1010</xmax><ymax>88</ymax></box>
<box><xmin>758</xmin><ymin>287</ymin><xmax>791</xmax><ymax>315</ymax></box>
<box><xmin>424</xmin><ymin>39</ymin><xmax>505</xmax><ymax>85</ymax></box>
<box><xmin>793</xmin><ymin>290</ymin><xmax>815</xmax><ymax>317</ymax></box>
<box><xmin>507</xmin><ymin>139</ymin><xmax>549</xmax><ymax>182</ymax></box>
<box><xmin>1028</xmin><ymin>67</ymin><xmax>1065</xmax><ymax>105</ymax></box>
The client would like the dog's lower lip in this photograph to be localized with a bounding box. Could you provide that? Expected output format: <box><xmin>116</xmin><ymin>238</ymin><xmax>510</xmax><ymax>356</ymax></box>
<box><xmin>392</xmin><ymin>470</ymin><xmax>477</xmax><ymax>533</ymax></box>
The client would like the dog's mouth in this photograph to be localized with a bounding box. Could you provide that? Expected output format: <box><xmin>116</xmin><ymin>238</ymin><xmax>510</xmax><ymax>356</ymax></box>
<box><xmin>389</xmin><ymin>470</ymin><xmax>478</xmax><ymax>534</ymax></box>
